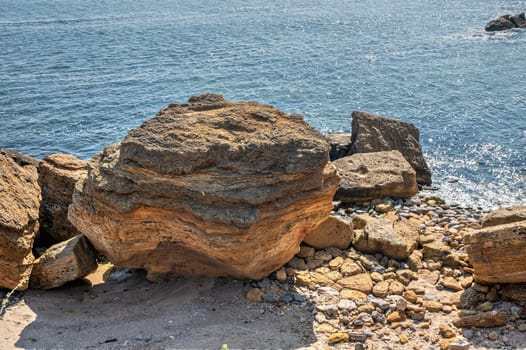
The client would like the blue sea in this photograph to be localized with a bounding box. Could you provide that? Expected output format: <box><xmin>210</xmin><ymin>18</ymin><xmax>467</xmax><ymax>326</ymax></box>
<box><xmin>1</xmin><ymin>0</ymin><xmax>525</xmax><ymax>208</ymax></box>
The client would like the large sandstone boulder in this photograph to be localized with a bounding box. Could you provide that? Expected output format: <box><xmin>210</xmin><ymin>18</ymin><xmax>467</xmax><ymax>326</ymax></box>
<box><xmin>38</xmin><ymin>154</ymin><xmax>88</xmax><ymax>243</ymax></box>
<box><xmin>0</xmin><ymin>149</ymin><xmax>41</xmax><ymax>291</ymax></box>
<box><xmin>69</xmin><ymin>94</ymin><xmax>339</xmax><ymax>281</ymax></box>
<box><xmin>480</xmin><ymin>205</ymin><xmax>526</xmax><ymax>228</ymax></box>
<box><xmin>464</xmin><ymin>220</ymin><xmax>526</xmax><ymax>283</ymax></box>
<box><xmin>349</xmin><ymin>111</ymin><xmax>431</xmax><ymax>185</ymax></box>
<box><xmin>333</xmin><ymin>150</ymin><xmax>418</xmax><ymax>203</ymax></box>
<box><xmin>30</xmin><ymin>234</ymin><xmax>97</xmax><ymax>289</ymax></box>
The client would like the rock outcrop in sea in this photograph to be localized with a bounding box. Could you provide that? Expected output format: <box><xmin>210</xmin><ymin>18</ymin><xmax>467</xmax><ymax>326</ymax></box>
<box><xmin>485</xmin><ymin>13</ymin><xmax>526</xmax><ymax>32</ymax></box>
<box><xmin>68</xmin><ymin>94</ymin><xmax>340</xmax><ymax>281</ymax></box>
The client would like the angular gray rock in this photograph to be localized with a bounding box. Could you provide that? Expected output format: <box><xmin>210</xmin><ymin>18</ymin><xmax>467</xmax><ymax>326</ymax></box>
<box><xmin>333</xmin><ymin>150</ymin><xmax>418</xmax><ymax>203</ymax></box>
<box><xmin>349</xmin><ymin>111</ymin><xmax>431</xmax><ymax>185</ymax></box>
<box><xmin>325</xmin><ymin>133</ymin><xmax>352</xmax><ymax>161</ymax></box>
<box><xmin>68</xmin><ymin>94</ymin><xmax>340</xmax><ymax>281</ymax></box>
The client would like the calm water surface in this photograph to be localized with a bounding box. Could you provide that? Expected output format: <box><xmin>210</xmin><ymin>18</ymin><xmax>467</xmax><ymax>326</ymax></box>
<box><xmin>1</xmin><ymin>0</ymin><xmax>525</xmax><ymax>208</ymax></box>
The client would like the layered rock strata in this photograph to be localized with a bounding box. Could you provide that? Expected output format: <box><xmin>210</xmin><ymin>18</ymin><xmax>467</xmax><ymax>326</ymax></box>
<box><xmin>349</xmin><ymin>111</ymin><xmax>431</xmax><ymax>185</ymax></box>
<box><xmin>38</xmin><ymin>154</ymin><xmax>87</xmax><ymax>243</ymax></box>
<box><xmin>0</xmin><ymin>149</ymin><xmax>41</xmax><ymax>290</ymax></box>
<box><xmin>69</xmin><ymin>94</ymin><xmax>339</xmax><ymax>280</ymax></box>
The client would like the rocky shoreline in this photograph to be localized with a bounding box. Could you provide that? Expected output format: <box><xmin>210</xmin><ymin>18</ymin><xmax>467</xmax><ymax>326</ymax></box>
<box><xmin>1</xmin><ymin>94</ymin><xmax>526</xmax><ymax>349</ymax></box>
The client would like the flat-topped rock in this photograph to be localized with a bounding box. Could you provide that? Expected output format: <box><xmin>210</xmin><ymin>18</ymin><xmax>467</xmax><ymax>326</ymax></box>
<box><xmin>333</xmin><ymin>150</ymin><xmax>418</xmax><ymax>203</ymax></box>
<box><xmin>69</xmin><ymin>94</ymin><xmax>339</xmax><ymax>281</ymax></box>
<box><xmin>481</xmin><ymin>205</ymin><xmax>526</xmax><ymax>228</ymax></box>
<box><xmin>349</xmin><ymin>111</ymin><xmax>431</xmax><ymax>185</ymax></box>
<box><xmin>0</xmin><ymin>149</ymin><xmax>41</xmax><ymax>290</ymax></box>
<box><xmin>464</xmin><ymin>220</ymin><xmax>526</xmax><ymax>283</ymax></box>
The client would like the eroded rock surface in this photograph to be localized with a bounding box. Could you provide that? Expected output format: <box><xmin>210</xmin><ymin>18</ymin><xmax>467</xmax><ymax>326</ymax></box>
<box><xmin>69</xmin><ymin>94</ymin><xmax>339</xmax><ymax>280</ymax></box>
<box><xmin>30</xmin><ymin>234</ymin><xmax>97</xmax><ymax>289</ymax></box>
<box><xmin>0</xmin><ymin>149</ymin><xmax>41</xmax><ymax>290</ymax></box>
<box><xmin>480</xmin><ymin>205</ymin><xmax>526</xmax><ymax>228</ymax></box>
<box><xmin>333</xmin><ymin>150</ymin><xmax>418</xmax><ymax>203</ymax></box>
<box><xmin>303</xmin><ymin>215</ymin><xmax>353</xmax><ymax>250</ymax></box>
<box><xmin>325</xmin><ymin>133</ymin><xmax>352</xmax><ymax>161</ymax></box>
<box><xmin>464</xmin><ymin>220</ymin><xmax>526</xmax><ymax>284</ymax></box>
<box><xmin>349</xmin><ymin>111</ymin><xmax>431</xmax><ymax>185</ymax></box>
<box><xmin>38</xmin><ymin>154</ymin><xmax>87</xmax><ymax>243</ymax></box>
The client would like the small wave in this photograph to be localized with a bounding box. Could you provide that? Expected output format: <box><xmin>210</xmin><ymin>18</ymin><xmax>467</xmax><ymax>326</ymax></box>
<box><xmin>0</xmin><ymin>15</ymin><xmax>133</xmax><ymax>27</ymax></box>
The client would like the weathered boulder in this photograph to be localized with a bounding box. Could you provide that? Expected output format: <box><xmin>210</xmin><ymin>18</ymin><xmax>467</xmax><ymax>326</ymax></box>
<box><xmin>349</xmin><ymin>111</ymin><xmax>431</xmax><ymax>185</ymax></box>
<box><xmin>68</xmin><ymin>94</ymin><xmax>339</xmax><ymax>281</ymax></box>
<box><xmin>352</xmin><ymin>214</ymin><xmax>418</xmax><ymax>260</ymax></box>
<box><xmin>511</xmin><ymin>13</ymin><xmax>526</xmax><ymax>28</ymax></box>
<box><xmin>38</xmin><ymin>154</ymin><xmax>88</xmax><ymax>243</ymax></box>
<box><xmin>481</xmin><ymin>205</ymin><xmax>526</xmax><ymax>228</ymax></box>
<box><xmin>30</xmin><ymin>235</ymin><xmax>97</xmax><ymax>289</ymax></box>
<box><xmin>333</xmin><ymin>150</ymin><xmax>418</xmax><ymax>203</ymax></box>
<box><xmin>0</xmin><ymin>149</ymin><xmax>41</xmax><ymax>291</ymax></box>
<box><xmin>303</xmin><ymin>215</ymin><xmax>353</xmax><ymax>249</ymax></box>
<box><xmin>464</xmin><ymin>220</ymin><xmax>526</xmax><ymax>283</ymax></box>
<box><xmin>485</xmin><ymin>15</ymin><xmax>517</xmax><ymax>31</ymax></box>
<box><xmin>501</xmin><ymin>284</ymin><xmax>526</xmax><ymax>306</ymax></box>
<box><xmin>325</xmin><ymin>133</ymin><xmax>352</xmax><ymax>161</ymax></box>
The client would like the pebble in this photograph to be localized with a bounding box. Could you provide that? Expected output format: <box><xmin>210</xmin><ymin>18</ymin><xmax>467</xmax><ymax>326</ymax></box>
<box><xmin>487</xmin><ymin>331</ymin><xmax>499</xmax><ymax>341</ymax></box>
<box><xmin>338</xmin><ymin>299</ymin><xmax>356</xmax><ymax>310</ymax></box>
<box><xmin>298</xmin><ymin>246</ymin><xmax>315</xmax><ymax>258</ymax></box>
<box><xmin>246</xmin><ymin>288</ymin><xmax>264</xmax><ymax>303</ymax></box>
<box><xmin>425</xmin><ymin>300</ymin><xmax>444</xmax><ymax>312</ymax></box>
<box><xmin>439</xmin><ymin>324</ymin><xmax>457</xmax><ymax>338</ymax></box>
<box><xmin>275</xmin><ymin>269</ymin><xmax>287</xmax><ymax>282</ymax></box>
<box><xmin>477</xmin><ymin>301</ymin><xmax>493</xmax><ymax>312</ymax></box>
<box><xmin>328</xmin><ymin>332</ymin><xmax>349</xmax><ymax>344</ymax></box>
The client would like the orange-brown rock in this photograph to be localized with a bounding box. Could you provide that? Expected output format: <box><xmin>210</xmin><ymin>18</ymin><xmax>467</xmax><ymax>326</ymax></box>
<box><xmin>480</xmin><ymin>205</ymin><xmax>526</xmax><ymax>228</ymax></box>
<box><xmin>0</xmin><ymin>149</ymin><xmax>41</xmax><ymax>291</ymax></box>
<box><xmin>68</xmin><ymin>94</ymin><xmax>339</xmax><ymax>281</ymax></box>
<box><xmin>333</xmin><ymin>150</ymin><xmax>418</xmax><ymax>203</ymax></box>
<box><xmin>453</xmin><ymin>311</ymin><xmax>508</xmax><ymax>328</ymax></box>
<box><xmin>303</xmin><ymin>215</ymin><xmax>353</xmax><ymax>249</ymax></box>
<box><xmin>38</xmin><ymin>154</ymin><xmax>88</xmax><ymax>243</ymax></box>
<box><xmin>30</xmin><ymin>235</ymin><xmax>97</xmax><ymax>289</ymax></box>
<box><xmin>464</xmin><ymin>220</ymin><xmax>526</xmax><ymax>283</ymax></box>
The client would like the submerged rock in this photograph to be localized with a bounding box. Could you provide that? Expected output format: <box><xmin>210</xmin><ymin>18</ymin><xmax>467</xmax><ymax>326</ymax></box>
<box><xmin>0</xmin><ymin>149</ymin><xmax>41</xmax><ymax>291</ymax></box>
<box><xmin>68</xmin><ymin>94</ymin><xmax>339</xmax><ymax>281</ymax></box>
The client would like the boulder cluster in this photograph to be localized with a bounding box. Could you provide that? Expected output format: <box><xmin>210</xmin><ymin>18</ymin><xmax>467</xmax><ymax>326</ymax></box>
<box><xmin>1</xmin><ymin>94</ymin><xmax>526</xmax><ymax>349</ymax></box>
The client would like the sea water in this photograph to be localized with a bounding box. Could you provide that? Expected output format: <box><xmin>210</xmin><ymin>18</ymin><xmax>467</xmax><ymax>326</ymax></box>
<box><xmin>1</xmin><ymin>0</ymin><xmax>525</xmax><ymax>208</ymax></box>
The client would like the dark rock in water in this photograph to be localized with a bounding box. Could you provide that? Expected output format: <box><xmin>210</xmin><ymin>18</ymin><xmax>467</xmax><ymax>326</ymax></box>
<box><xmin>68</xmin><ymin>94</ymin><xmax>339</xmax><ymax>281</ymax></box>
<box><xmin>349</xmin><ymin>111</ymin><xmax>431</xmax><ymax>185</ymax></box>
<box><xmin>325</xmin><ymin>133</ymin><xmax>352</xmax><ymax>161</ymax></box>
<box><xmin>485</xmin><ymin>13</ymin><xmax>524</xmax><ymax>32</ymax></box>
<box><xmin>0</xmin><ymin>149</ymin><xmax>41</xmax><ymax>291</ymax></box>
<box><xmin>510</xmin><ymin>13</ymin><xmax>526</xmax><ymax>28</ymax></box>
<box><xmin>38</xmin><ymin>154</ymin><xmax>88</xmax><ymax>243</ymax></box>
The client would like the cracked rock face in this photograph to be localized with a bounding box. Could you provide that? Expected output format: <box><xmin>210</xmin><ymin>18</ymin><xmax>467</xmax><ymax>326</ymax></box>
<box><xmin>69</xmin><ymin>94</ymin><xmax>339</xmax><ymax>280</ymax></box>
